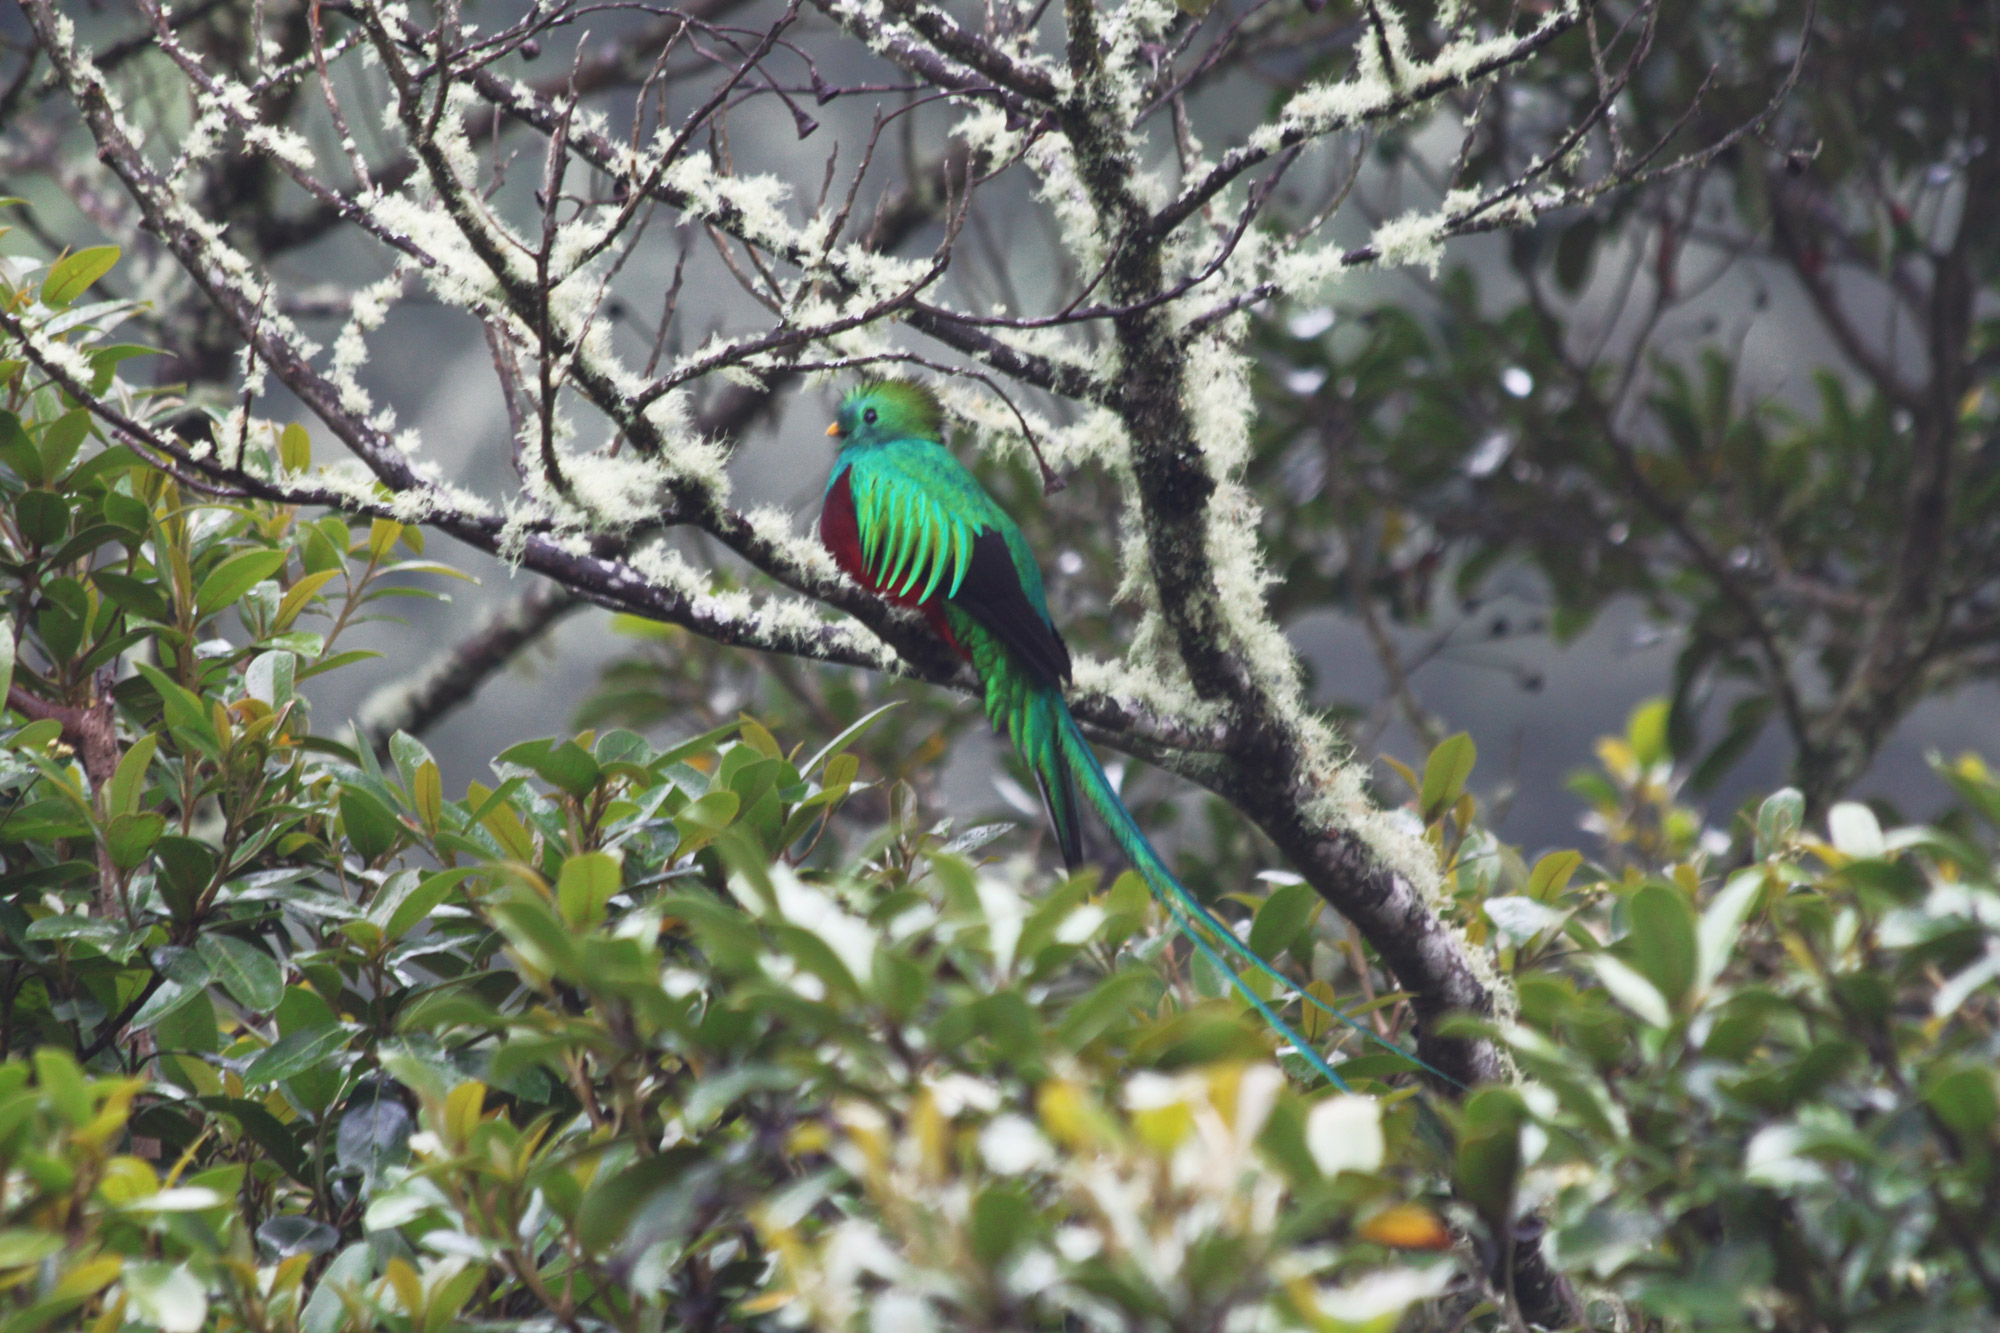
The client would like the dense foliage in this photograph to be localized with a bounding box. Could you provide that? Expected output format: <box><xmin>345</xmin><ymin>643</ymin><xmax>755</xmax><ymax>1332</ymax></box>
<box><xmin>0</xmin><ymin>258</ymin><xmax>1456</xmax><ymax>1329</ymax></box>
<box><xmin>4</xmin><ymin>251</ymin><xmax>1999</xmax><ymax>1331</ymax></box>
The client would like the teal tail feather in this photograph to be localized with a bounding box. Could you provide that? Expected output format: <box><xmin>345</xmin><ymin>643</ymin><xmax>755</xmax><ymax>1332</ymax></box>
<box><xmin>1041</xmin><ymin>698</ymin><xmax>1459</xmax><ymax>1091</ymax></box>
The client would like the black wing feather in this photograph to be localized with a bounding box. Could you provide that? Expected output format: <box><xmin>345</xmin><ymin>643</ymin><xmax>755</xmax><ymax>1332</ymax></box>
<box><xmin>953</xmin><ymin>529</ymin><xmax>1072</xmax><ymax>690</ymax></box>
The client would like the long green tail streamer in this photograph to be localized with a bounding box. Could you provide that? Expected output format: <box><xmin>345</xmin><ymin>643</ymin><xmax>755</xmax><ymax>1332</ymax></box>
<box><xmin>1053</xmin><ymin>707</ymin><xmax>1465</xmax><ymax>1091</ymax></box>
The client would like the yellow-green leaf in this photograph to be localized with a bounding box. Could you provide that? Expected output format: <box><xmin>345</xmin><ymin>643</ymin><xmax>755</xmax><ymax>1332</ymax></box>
<box><xmin>41</xmin><ymin>245</ymin><xmax>120</xmax><ymax>309</ymax></box>
<box><xmin>107</xmin><ymin>732</ymin><xmax>158</xmax><ymax>819</ymax></box>
<box><xmin>1525</xmin><ymin>849</ymin><xmax>1581</xmax><ymax>903</ymax></box>
<box><xmin>413</xmin><ymin>760</ymin><xmax>442</xmax><ymax>833</ymax></box>
<box><xmin>1419</xmin><ymin>732</ymin><xmax>1476</xmax><ymax>821</ymax></box>
<box><xmin>557</xmin><ymin>850</ymin><xmax>622</xmax><ymax>927</ymax></box>
<box><xmin>279</xmin><ymin>421</ymin><xmax>311</xmax><ymax>472</ymax></box>
<box><xmin>194</xmin><ymin>548</ymin><xmax>288</xmax><ymax>620</ymax></box>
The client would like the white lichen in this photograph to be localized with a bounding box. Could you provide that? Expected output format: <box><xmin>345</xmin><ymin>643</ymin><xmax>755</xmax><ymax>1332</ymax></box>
<box><xmin>1369</xmin><ymin>209</ymin><xmax>1450</xmax><ymax>278</ymax></box>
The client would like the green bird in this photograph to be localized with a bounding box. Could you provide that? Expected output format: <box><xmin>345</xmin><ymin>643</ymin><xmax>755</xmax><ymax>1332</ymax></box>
<box><xmin>819</xmin><ymin>378</ymin><xmax>1381</xmax><ymax>1089</ymax></box>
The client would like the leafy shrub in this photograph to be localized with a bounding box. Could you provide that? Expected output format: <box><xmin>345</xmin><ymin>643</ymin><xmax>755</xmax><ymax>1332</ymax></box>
<box><xmin>1456</xmin><ymin>706</ymin><xmax>2000</xmax><ymax>1330</ymax></box>
<box><xmin>0</xmin><ymin>248</ymin><xmax>1452</xmax><ymax>1330</ymax></box>
<box><xmin>5</xmin><ymin>242</ymin><xmax>1998</xmax><ymax>1333</ymax></box>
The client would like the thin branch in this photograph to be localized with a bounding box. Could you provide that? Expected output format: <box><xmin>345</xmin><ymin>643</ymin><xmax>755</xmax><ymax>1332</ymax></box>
<box><xmin>1154</xmin><ymin>5</ymin><xmax>1586</xmax><ymax>240</ymax></box>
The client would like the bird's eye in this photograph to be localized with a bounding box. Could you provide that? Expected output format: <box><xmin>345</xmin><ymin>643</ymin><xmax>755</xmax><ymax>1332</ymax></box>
<box><xmin>863</xmin><ymin>407</ymin><xmax>878</xmax><ymax>424</ymax></box>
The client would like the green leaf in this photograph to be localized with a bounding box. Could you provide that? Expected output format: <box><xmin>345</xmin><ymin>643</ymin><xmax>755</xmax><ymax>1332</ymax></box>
<box><xmin>155</xmin><ymin>988</ymin><xmax>220</xmax><ymax>1056</ymax></box>
<box><xmin>0</xmin><ymin>1230</ymin><xmax>63</xmax><ymax>1268</ymax></box>
<box><xmin>487</xmin><ymin>892</ymin><xmax>581</xmax><ymax>978</ymax></box>
<box><xmin>335</xmin><ymin>1093</ymin><xmax>413</xmax><ymax>1181</ymax></box>
<box><xmin>194</xmin><ymin>548</ymin><xmax>288</xmax><ymax>621</ymax></box>
<box><xmin>496</xmin><ymin>736</ymin><xmax>605</xmax><ymax>796</ymax></box>
<box><xmin>412</xmin><ymin>760</ymin><xmax>442</xmax><ymax>831</ymax></box>
<box><xmin>1248</xmin><ymin>882</ymin><xmax>1316</xmax><ymax>962</ymax></box>
<box><xmin>195</xmin><ymin>935</ymin><xmax>285</xmax><ymax>1014</ymax></box>
<box><xmin>15</xmin><ymin>490</ymin><xmax>67</xmax><ymax>547</ymax></box>
<box><xmin>52</xmin><ymin>525</ymin><xmax>132</xmax><ymax>577</ymax></box>
<box><xmin>1525</xmin><ymin>849</ymin><xmax>1583</xmax><ymax>903</ymax></box>
<box><xmin>339</xmin><ymin>785</ymin><xmax>402</xmax><ymax>864</ymax></box>
<box><xmin>1455</xmin><ymin>1104</ymin><xmax>1524</xmax><ymax>1224</ymax></box>
<box><xmin>737</xmin><ymin>715</ymin><xmax>782</xmax><ymax>759</ymax></box>
<box><xmin>36</xmin><ymin>594</ymin><xmax>83</xmax><ymax>663</ymax></box>
<box><xmin>93</xmin><ymin>571</ymin><xmax>171</xmax><ymax>622</ymax></box>
<box><xmin>0</xmin><ymin>617</ymin><xmax>13</xmax><ymax>708</ymax></box>
<box><xmin>153</xmin><ymin>836</ymin><xmax>218</xmax><ymax>920</ymax></box>
<box><xmin>1054</xmin><ymin>969</ymin><xmax>1159</xmax><ymax>1048</ymax></box>
<box><xmin>24</xmin><ymin>915</ymin><xmax>125</xmax><ymax>947</ymax></box>
<box><xmin>381</xmin><ymin>868</ymin><xmax>476</xmax><ymax>940</ymax></box>
<box><xmin>242</xmin><ymin>1025</ymin><xmax>353</xmax><ymax>1088</ymax></box>
<box><xmin>105</xmin><ymin>811</ymin><xmax>166</xmax><ymax>871</ymax></box>
<box><xmin>275</xmin><ymin>984</ymin><xmax>338</xmax><ymax>1036</ymax></box>
<box><xmin>132</xmin><ymin>662</ymin><xmax>219</xmax><ymax>759</ymax></box>
<box><xmin>387</xmin><ymin>730</ymin><xmax>434</xmax><ymax>797</ymax></box>
<box><xmin>40</xmin><ymin>245</ymin><xmax>120</xmax><ymax>310</ymax></box>
<box><xmin>299</xmin><ymin>524</ymin><xmax>345</xmax><ymax>577</ymax></box>
<box><xmin>295</xmin><ymin>648</ymin><xmax>381</xmax><ymax>681</ymax></box>
<box><xmin>256</xmin><ymin>1215</ymin><xmax>339</xmax><ymax>1259</ymax></box>
<box><xmin>969</xmin><ymin>1186</ymin><xmax>1032</xmax><ymax>1264</ymax></box>
<box><xmin>107</xmin><ymin>732</ymin><xmax>159</xmax><ymax>819</ymax></box>
<box><xmin>1626</xmin><ymin>883</ymin><xmax>1696</xmax><ymax>1006</ymax></box>
<box><xmin>101</xmin><ymin>490</ymin><xmax>151</xmax><ymax>534</ymax></box>
<box><xmin>244</xmin><ymin>651</ymin><xmax>296</xmax><ymax>709</ymax></box>
<box><xmin>132</xmin><ymin>969</ymin><xmax>210</xmax><ymax>1033</ymax></box>
<box><xmin>32</xmin><ymin>1048</ymin><xmax>90</xmax><ymax>1125</ymax></box>
<box><xmin>683</xmin><ymin>1065</ymin><xmax>795</xmax><ymax>1129</ymax></box>
<box><xmin>0</xmin><ymin>410</ymin><xmax>38</xmax><ymax>483</ymax></box>
<box><xmin>1924</xmin><ymin>1066</ymin><xmax>1999</xmax><ymax>1140</ymax></box>
<box><xmin>575</xmin><ymin>1151</ymin><xmax>691</xmax><ymax>1255</ymax></box>
<box><xmin>1419</xmin><ymin>732</ymin><xmax>1476</xmax><ymax>820</ymax></box>
<box><xmin>672</xmin><ymin>790</ymin><xmax>740</xmax><ymax>854</ymax></box>
<box><xmin>366</xmin><ymin>518</ymin><xmax>401</xmax><ymax>559</ymax></box>
<box><xmin>0</xmin><ymin>860</ymin><xmax>95</xmax><ymax>893</ymax></box>
<box><xmin>1696</xmin><ymin>868</ymin><xmax>1764</xmax><ymax>996</ymax></box>
<box><xmin>653</xmin><ymin>720</ymin><xmax>742</xmax><ymax>768</ymax></box>
<box><xmin>1587</xmin><ymin>953</ymin><xmax>1671</xmax><ymax>1029</ymax></box>
<box><xmin>1627</xmin><ymin>698</ymin><xmax>1671</xmax><ymax>768</ymax></box>
<box><xmin>557</xmin><ymin>850</ymin><xmax>623</xmax><ymax>928</ymax></box>
<box><xmin>279</xmin><ymin>422</ymin><xmax>311</xmax><ymax>472</ymax></box>
<box><xmin>39</xmin><ymin>410</ymin><xmax>88</xmax><ymax>479</ymax></box>
<box><xmin>301</xmin><ymin>1244</ymin><xmax>373</xmax><ymax>1333</ymax></box>
<box><xmin>536</xmin><ymin>741</ymin><xmax>602</xmax><ymax>797</ymax></box>
<box><xmin>88</xmin><ymin>343</ymin><xmax>160</xmax><ymax>393</ymax></box>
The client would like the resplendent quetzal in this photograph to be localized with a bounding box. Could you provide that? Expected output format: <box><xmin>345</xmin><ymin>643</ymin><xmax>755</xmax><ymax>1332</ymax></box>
<box><xmin>819</xmin><ymin>378</ymin><xmax>1370</xmax><ymax>1087</ymax></box>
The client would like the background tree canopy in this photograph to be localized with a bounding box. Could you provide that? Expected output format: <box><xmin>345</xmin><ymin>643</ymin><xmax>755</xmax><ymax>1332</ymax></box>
<box><xmin>0</xmin><ymin>0</ymin><xmax>1997</xmax><ymax>1329</ymax></box>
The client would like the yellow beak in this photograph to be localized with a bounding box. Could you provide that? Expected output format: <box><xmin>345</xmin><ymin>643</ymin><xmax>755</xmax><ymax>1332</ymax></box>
<box><xmin>826</xmin><ymin>422</ymin><xmax>841</xmax><ymax>437</ymax></box>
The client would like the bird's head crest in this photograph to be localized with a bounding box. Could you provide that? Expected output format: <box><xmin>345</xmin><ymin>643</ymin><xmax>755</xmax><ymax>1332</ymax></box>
<box><xmin>829</xmin><ymin>378</ymin><xmax>946</xmax><ymax>445</ymax></box>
